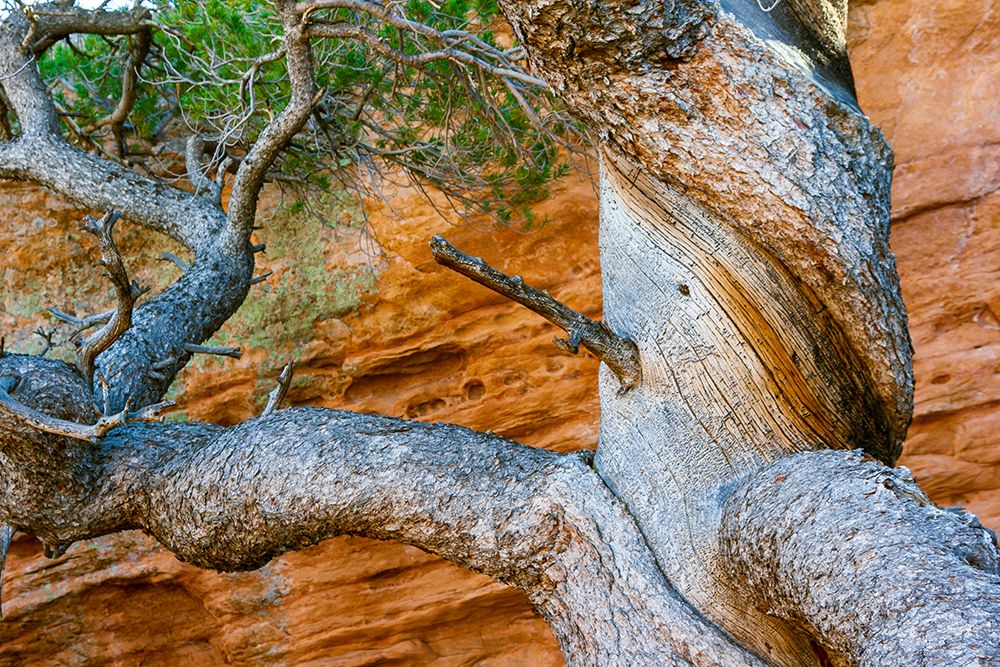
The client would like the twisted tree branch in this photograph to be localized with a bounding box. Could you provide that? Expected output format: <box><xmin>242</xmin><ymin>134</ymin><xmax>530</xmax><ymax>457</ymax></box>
<box><xmin>721</xmin><ymin>450</ymin><xmax>1000</xmax><ymax>665</ymax></box>
<box><xmin>74</xmin><ymin>211</ymin><xmax>135</xmax><ymax>390</ymax></box>
<box><xmin>0</xmin><ymin>8</ymin><xmax>256</xmax><ymax>410</ymax></box>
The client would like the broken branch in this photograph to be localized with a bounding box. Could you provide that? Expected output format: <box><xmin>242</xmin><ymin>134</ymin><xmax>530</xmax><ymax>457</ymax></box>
<box><xmin>183</xmin><ymin>343</ymin><xmax>242</xmax><ymax>359</ymax></box>
<box><xmin>429</xmin><ymin>235</ymin><xmax>641</xmax><ymax>390</ymax></box>
<box><xmin>250</xmin><ymin>271</ymin><xmax>273</xmax><ymax>285</ymax></box>
<box><xmin>261</xmin><ymin>361</ymin><xmax>294</xmax><ymax>416</ymax></box>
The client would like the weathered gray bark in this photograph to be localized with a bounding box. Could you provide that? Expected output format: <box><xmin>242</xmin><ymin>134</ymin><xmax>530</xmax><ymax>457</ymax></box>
<box><xmin>0</xmin><ymin>1</ymin><xmax>998</xmax><ymax>666</ymax></box>
<box><xmin>495</xmin><ymin>0</ymin><xmax>999</xmax><ymax>664</ymax></box>
<box><xmin>722</xmin><ymin>450</ymin><xmax>1000</xmax><ymax>666</ymax></box>
<box><xmin>0</xmin><ymin>352</ymin><xmax>760</xmax><ymax>666</ymax></box>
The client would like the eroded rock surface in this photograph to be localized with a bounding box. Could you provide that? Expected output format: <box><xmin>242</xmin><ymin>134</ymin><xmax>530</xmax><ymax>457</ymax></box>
<box><xmin>0</xmin><ymin>0</ymin><xmax>996</xmax><ymax>662</ymax></box>
<box><xmin>849</xmin><ymin>0</ymin><xmax>1000</xmax><ymax>527</ymax></box>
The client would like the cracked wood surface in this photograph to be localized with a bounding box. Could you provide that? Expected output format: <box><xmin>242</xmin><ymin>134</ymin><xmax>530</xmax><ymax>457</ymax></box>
<box><xmin>498</xmin><ymin>0</ymin><xmax>912</xmax><ymax>458</ymax></box>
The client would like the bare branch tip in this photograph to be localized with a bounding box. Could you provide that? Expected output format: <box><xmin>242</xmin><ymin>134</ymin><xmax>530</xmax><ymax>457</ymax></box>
<box><xmin>261</xmin><ymin>361</ymin><xmax>294</xmax><ymax>416</ymax></box>
<box><xmin>183</xmin><ymin>343</ymin><xmax>243</xmax><ymax>360</ymax></box>
<box><xmin>250</xmin><ymin>271</ymin><xmax>273</xmax><ymax>285</ymax></box>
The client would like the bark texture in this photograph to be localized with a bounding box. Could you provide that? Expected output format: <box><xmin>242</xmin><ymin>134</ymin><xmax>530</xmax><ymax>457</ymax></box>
<box><xmin>722</xmin><ymin>450</ymin><xmax>1000</xmax><ymax>666</ymax></box>
<box><xmin>0</xmin><ymin>0</ymin><xmax>996</xmax><ymax>665</ymax></box>
<box><xmin>497</xmin><ymin>0</ymin><xmax>911</xmax><ymax>462</ymax></box>
<box><xmin>487</xmin><ymin>0</ymin><xmax>991</xmax><ymax>664</ymax></box>
<box><xmin>0</xmin><ymin>351</ymin><xmax>759</xmax><ymax>666</ymax></box>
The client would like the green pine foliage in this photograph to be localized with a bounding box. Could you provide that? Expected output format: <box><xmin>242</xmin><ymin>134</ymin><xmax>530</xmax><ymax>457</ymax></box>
<box><xmin>37</xmin><ymin>0</ymin><xmax>576</xmax><ymax>222</ymax></box>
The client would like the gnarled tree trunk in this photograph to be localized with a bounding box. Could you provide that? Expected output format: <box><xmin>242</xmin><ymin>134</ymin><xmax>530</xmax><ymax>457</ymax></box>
<box><xmin>496</xmin><ymin>0</ymin><xmax>1000</xmax><ymax>663</ymax></box>
<box><xmin>0</xmin><ymin>1</ymin><xmax>997</xmax><ymax>665</ymax></box>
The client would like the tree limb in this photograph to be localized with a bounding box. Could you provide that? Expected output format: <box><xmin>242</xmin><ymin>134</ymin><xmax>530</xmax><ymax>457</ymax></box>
<box><xmin>97</xmin><ymin>410</ymin><xmax>764</xmax><ymax>666</ymax></box>
<box><xmin>74</xmin><ymin>210</ymin><xmax>136</xmax><ymax>390</ymax></box>
<box><xmin>0</xmin><ymin>10</ymin><xmax>256</xmax><ymax>410</ymax></box>
<box><xmin>0</xmin><ymin>10</ymin><xmax>228</xmax><ymax>250</ymax></box>
<box><xmin>20</xmin><ymin>3</ymin><xmax>150</xmax><ymax>55</ymax></box>
<box><xmin>226</xmin><ymin>1</ymin><xmax>318</xmax><ymax>243</ymax></box>
<box><xmin>430</xmin><ymin>235</ymin><xmax>641</xmax><ymax>390</ymax></box>
<box><xmin>0</xmin><ymin>344</ymin><xmax>760</xmax><ymax>664</ymax></box>
<box><xmin>86</xmin><ymin>28</ymin><xmax>152</xmax><ymax>158</ymax></box>
<box><xmin>721</xmin><ymin>449</ymin><xmax>1000</xmax><ymax>665</ymax></box>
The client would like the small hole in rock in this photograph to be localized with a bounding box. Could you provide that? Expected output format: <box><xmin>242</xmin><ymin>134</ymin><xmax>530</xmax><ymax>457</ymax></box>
<box><xmin>406</xmin><ymin>398</ymin><xmax>446</xmax><ymax>418</ymax></box>
<box><xmin>464</xmin><ymin>380</ymin><xmax>486</xmax><ymax>401</ymax></box>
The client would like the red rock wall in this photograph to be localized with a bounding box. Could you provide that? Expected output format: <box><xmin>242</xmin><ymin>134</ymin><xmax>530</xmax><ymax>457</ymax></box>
<box><xmin>849</xmin><ymin>0</ymin><xmax>1000</xmax><ymax>526</ymax></box>
<box><xmin>0</xmin><ymin>0</ymin><xmax>997</xmax><ymax>662</ymax></box>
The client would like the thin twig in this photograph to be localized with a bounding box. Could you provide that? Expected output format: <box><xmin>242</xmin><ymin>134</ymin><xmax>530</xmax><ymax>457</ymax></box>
<box><xmin>261</xmin><ymin>361</ymin><xmax>294</xmax><ymax>416</ymax></box>
<box><xmin>32</xmin><ymin>327</ymin><xmax>56</xmax><ymax>357</ymax></box>
<box><xmin>47</xmin><ymin>308</ymin><xmax>104</xmax><ymax>328</ymax></box>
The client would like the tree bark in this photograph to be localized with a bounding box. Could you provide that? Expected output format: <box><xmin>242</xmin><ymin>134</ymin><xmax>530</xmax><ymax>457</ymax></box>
<box><xmin>1</xmin><ymin>1</ymin><xmax>998</xmax><ymax>665</ymax></box>
<box><xmin>494</xmin><ymin>0</ymin><xmax>998</xmax><ymax>664</ymax></box>
<box><xmin>721</xmin><ymin>450</ymin><xmax>1000</xmax><ymax>666</ymax></box>
<box><xmin>0</xmin><ymin>351</ymin><xmax>759</xmax><ymax>666</ymax></box>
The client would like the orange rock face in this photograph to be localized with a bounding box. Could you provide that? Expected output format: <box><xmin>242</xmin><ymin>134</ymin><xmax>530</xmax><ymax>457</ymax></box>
<box><xmin>849</xmin><ymin>0</ymin><xmax>1000</xmax><ymax>528</ymax></box>
<box><xmin>0</xmin><ymin>0</ymin><xmax>997</xmax><ymax>663</ymax></box>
